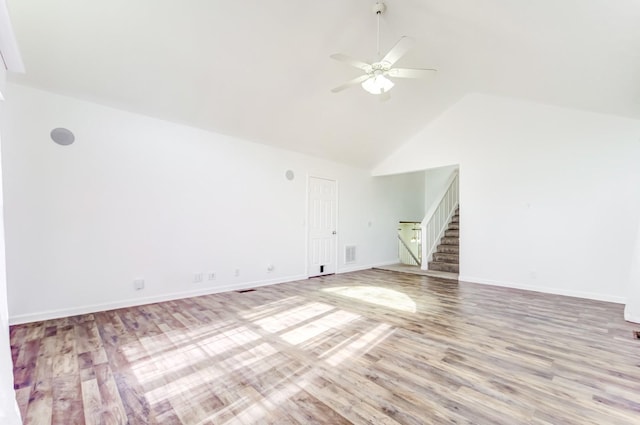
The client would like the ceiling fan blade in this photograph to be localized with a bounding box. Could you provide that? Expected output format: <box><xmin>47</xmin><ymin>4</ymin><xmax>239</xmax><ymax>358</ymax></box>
<box><xmin>330</xmin><ymin>53</ymin><xmax>371</xmax><ymax>71</ymax></box>
<box><xmin>381</xmin><ymin>36</ymin><xmax>414</xmax><ymax>66</ymax></box>
<box><xmin>331</xmin><ymin>74</ymin><xmax>370</xmax><ymax>93</ymax></box>
<box><xmin>387</xmin><ymin>67</ymin><xmax>437</xmax><ymax>79</ymax></box>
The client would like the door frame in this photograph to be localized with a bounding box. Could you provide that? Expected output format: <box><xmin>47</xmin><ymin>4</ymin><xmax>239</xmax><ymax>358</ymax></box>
<box><xmin>306</xmin><ymin>174</ymin><xmax>339</xmax><ymax>278</ymax></box>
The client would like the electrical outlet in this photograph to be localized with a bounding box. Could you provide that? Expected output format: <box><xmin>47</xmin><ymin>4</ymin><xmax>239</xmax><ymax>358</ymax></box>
<box><xmin>235</xmin><ymin>269</ymin><xmax>240</xmax><ymax>277</ymax></box>
<box><xmin>133</xmin><ymin>279</ymin><xmax>145</xmax><ymax>291</ymax></box>
<box><xmin>207</xmin><ymin>272</ymin><xmax>216</xmax><ymax>280</ymax></box>
<box><xmin>193</xmin><ymin>273</ymin><xmax>203</xmax><ymax>283</ymax></box>
<box><xmin>267</xmin><ymin>264</ymin><xmax>274</xmax><ymax>272</ymax></box>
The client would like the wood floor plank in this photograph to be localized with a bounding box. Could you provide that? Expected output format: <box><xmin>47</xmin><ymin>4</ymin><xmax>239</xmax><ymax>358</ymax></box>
<box><xmin>13</xmin><ymin>338</ymin><xmax>40</xmax><ymax>390</ymax></box>
<box><xmin>25</xmin><ymin>378</ymin><xmax>53</xmax><ymax>425</ymax></box>
<box><xmin>10</xmin><ymin>269</ymin><xmax>640</xmax><ymax>424</ymax></box>
<box><xmin>52</xmin><ymin>375</ymin><xmax>84</xmax><ymax>425</ymax></box>
<box><xmin>94</xmin><ymin>363</ymin><xmax>128</xmax><ymax>425</ymax></box>
<box><xmin>14</xmin><ymin>386</ymin><xmax>31</xmax><ymax>421</ymax></box>
<box><xmin>283</xmin><ymin>388</ymin><xmax>353</xmax><ymax>425</ymax></box>
<box><xmin>52</xmin><ymin>325</ymin><xmax>77</xmax><ymax>378</ymax></box>
<box><xmin>81</xmin><ymin>378</ymin><xmax>102</xmax><ymax>425</ymax></box>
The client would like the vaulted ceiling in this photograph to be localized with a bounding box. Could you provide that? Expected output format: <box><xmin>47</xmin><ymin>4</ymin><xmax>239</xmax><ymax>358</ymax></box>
<box><xmin>7</xmin><ymin>0</ymin><xmax>640</xmax><ymax>167</ymax></box>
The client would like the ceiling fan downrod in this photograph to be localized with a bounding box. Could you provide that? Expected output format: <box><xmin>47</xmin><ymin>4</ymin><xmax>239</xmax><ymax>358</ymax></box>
<box><xmin>329</xmin><ymin>0</ymin><xmax>436</xmax><ymax>96</ymax></box>
<box><xmin>373</xmin><ymin>2</ymin><xmax>386</xmax><ymax>60</ymax></box>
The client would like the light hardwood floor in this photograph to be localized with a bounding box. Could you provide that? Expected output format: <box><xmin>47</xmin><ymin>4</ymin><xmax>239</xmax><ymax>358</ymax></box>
<box><xmin>10</xmin><ymin>270</ymin><xmax>640</xmax><ymax>424</ymax></box>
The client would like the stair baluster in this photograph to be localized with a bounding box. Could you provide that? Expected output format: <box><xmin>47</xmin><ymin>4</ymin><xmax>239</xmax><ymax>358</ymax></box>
<box><xmin>421</xmin><ymin>170</ymin><xmax>459</xmax><ymax>273</ymax></box>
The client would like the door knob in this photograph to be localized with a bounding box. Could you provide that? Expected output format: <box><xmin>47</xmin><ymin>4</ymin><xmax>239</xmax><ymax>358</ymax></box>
<box><xmin>332</xmin><ymin>231</ymin><xmax>337</xmax><ymax>235</ymax></box>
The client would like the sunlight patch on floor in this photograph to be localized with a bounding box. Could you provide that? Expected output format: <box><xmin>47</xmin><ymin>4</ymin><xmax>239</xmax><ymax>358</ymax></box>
<box><xmin>241</xmin><ymin>296</ymin><xmax>305</xmax><ymax>321</ymax></box>
<box><xmin>280</xmin><ymin>310</ymin><xmax>360</xmax><ymax>346</ymax></box>
<box><xmin>321</xmin><ymin>323</ymin><xmax>393</xmax><ymax>366</ymax></box>
<box><xmin>254</xmin><ymin>302</ymin><xmax>335</xmax><ymax>333</ymax></box>
<box><xmin>141</xmin><ymin>341</ymin><xmax>279</xmax><ymax>404</ymax></box>
<box><xmin>323</xmin><ymin>286</ymin><xmax>417</xmax><ymax>313</ymax></box>
<box><xmin>216</xmin><ymin>379</ymin><xmax>304</xmax><ymax>425</ymax></box>
<box><xmin>131</xmin><ymin>324</ymin><xmax>265</xmax><ymax>386</ymax></box>
<box><xmin>126</xmin><ymin>290</ymin><xmax>399</xmax><ymax>421</ymax></box>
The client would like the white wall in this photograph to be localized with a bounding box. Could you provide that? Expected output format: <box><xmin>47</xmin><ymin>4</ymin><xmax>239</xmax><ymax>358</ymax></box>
<box><xmin>624</xmin><ymin>222</ymin><xmax>640</xmax><ymax>323</ymax></box>
<box><xmin>383</xmin><ymin>170</ymin><xmax>425</xmax><ymax>223</ymax></box>
<box><xmin>0</xmin><ymin>69</ymin><xmax>21</xmax><ymax>424</ymax></box>
<box><xmin>2</xmin><ymin>84</ymin><xmax>424</xmax><ymax>323</ymax></box>
<box><xmin>374</xmin><ymin>94</ymin><xmax>640</xmax><ymax>304</ymax></box>
<box><xmin>424</xmin><ymin>164</ymin><xmax>458</xmax><ymax>214</ymax></box>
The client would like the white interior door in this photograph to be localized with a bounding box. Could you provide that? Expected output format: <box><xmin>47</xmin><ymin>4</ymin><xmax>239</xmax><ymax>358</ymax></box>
<box><xmin>308</xmin><ymin>177</ymin><xmax>337</xmax><ymax>277</ymax></box>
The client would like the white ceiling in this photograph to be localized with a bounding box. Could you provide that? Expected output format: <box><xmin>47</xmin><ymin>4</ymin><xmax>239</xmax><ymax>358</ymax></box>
<box><xmin>7</xmin><ymin>0</ymin><xmax>640</xmax><ymax>168</ymax></box>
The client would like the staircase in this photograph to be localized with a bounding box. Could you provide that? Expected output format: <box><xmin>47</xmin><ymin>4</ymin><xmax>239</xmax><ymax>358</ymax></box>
<box><xmin>428</xmin><ymin>207</ymin><xmax>459</xmax><ymax>273</ymax></box>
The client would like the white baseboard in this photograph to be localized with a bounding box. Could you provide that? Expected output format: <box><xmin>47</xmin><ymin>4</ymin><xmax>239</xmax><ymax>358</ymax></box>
<box><xmin>337</xmin><ymin>260</ymin><xmax>399</xmax><ymax>274</ymax></box>
<box><xmin>16</xmin><ymin>269</ymin><xmax>624</xmax><ymax>324</ymax></box>
<box><xmin>9</xmin><ymin>260</ymin><xmax>401</xmax><ymax>324</ymax></box>
<box><xmin>337</xmin><ymin>264</ymin><xmax>371</xmax><ymax>274</ymax></box>
<box><xmin>9</xmin><ymin>273</ymin><xmax>307</xmax><ymax>325</ymax></box>
<box><xmin>458</xmin><ymin>275</ymin><xmax>626</xmax><ymax>304</ymax></box>
<box><xmin>624</xmin><ymin>305</ymin><xmax>640</xmax><ymax>324</ymax></box>
<box><xmin>376</xmin><ymin>259</ymin><xmax>403</xmax><ymax>267</ymax></box>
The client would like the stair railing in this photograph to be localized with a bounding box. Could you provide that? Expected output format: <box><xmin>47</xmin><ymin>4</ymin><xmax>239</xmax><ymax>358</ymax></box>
<box><xmin>421</xmin><ymin>170</ymin><xmax>459</xmax><ymax>270</ymax></box>
<box><xmin>398</xmin><ymin>235</ymin><xmax>421</xmax><ymax>266</ymax></box>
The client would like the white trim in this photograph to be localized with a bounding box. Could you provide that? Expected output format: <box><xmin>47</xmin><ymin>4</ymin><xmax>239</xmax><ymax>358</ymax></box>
<box><xmin>337</xmin><ymin>264</ymin><xmax>371</xmax><ymax>274</ymax></box>
<box><xmin>459</xmin><ymin>275</ymin><xmax>626</xmax><ymax>304</ymax></box>
<box><xmin>306</xmin><ymin>174</ymin><xmax>339</xmax><ymax>278</ymax></box>
<box><xmin>337</xmin><ymin>260</ymin><xmax>398</xmax><ymax>275</ymax></box>
<box><xmin>423</xmin><ymin>170</ymin><xmax>459</xmax><ymax>227</ymax></box>
<box><xmin>0</xmin><ymin>0</ymin><xmax>25</xmax><ymax>72</ymax></box>
<box><xmin>421</xmin><ymin>169</ymin><xmax>459</xmax><ymax>269</ymax></box>
<box><xmin>10</xmin><ymin>261</ymin><xmax>400</xmax><ymax>324</ymax></box>
<box><xmin>624</xmin><ymin>306</ymin><xmax>640</xmax><ymax>324</ymax></box>
<box><xmin>9</xmin><ymin>273</ymin><xmax>307</xmax><ymax>325</ymax></box>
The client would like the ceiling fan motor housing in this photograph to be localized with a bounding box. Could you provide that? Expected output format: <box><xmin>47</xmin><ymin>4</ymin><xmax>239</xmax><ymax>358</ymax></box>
<box><xmin>373</xmin><ymin>2</ymin><xmax>386</xmax><ymax>15</ymax></box>
<box><xmin>329</xmin><ymin>1</ymin><xmax>436</xmax><ymax>95</ymax></box>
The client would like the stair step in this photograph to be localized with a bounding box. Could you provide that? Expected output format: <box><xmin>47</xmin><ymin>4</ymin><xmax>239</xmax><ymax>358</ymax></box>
<box><xmin>440</xmin><ymin>236</ymin><xmax>459</xmax><ymax>246</ymax></box>
<box><xmin>428</xmin><ymin>261</ymin><xmax>459</xmax><ymax>273</ymax></box>
<box><xmin>437</xmin><ymin>245</ymin><xmax>459</xmax><ymax>254</ymax></box>
<box><xmin>432</xmin><ymin>252</ymin><xmax>459</xmax><ymax>264</ymax></box>
<box><xmin>425</xmin><ymin>207</ymin><xmax>460</xmax><ymax>274</ymax></box>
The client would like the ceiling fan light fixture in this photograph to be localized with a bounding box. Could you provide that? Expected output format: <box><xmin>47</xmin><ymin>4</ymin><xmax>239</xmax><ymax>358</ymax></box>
<box><xmin>330</xmin><ymin>1</ymin><xmax>436</xmax><ymax>95</ymax></box>
<box><xmin>361</xmin><ymin>74</ymin><xmax>394</xmax><ymax>94</ymax></box>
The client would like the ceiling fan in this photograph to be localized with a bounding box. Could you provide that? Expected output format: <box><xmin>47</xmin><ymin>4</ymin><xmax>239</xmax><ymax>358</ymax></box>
<box><xmin>330</xmin><ymin>1</ymin><xmax>436</xmax><ymax>97</ymax></box>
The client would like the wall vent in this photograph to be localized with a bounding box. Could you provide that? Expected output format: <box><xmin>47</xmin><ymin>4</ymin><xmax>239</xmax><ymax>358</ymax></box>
<box><xmin>345</xmin><ymin>245</ymin><xmax>356</xmax><ymax>264</ymax></box>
